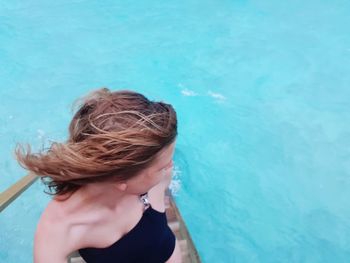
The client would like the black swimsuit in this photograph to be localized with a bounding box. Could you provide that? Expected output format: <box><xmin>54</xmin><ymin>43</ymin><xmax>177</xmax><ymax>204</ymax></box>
<box><xmin>78</xmin><ymin>193</ymin><xmax>176</xmax><ymax>263</ymax></box>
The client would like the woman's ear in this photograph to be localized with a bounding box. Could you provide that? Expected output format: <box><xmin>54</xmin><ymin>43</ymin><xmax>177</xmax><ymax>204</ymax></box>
<box><xmin>116</xmin><ymin>182</ymin><xmax>128</xmax><ymax>191</ymax></box>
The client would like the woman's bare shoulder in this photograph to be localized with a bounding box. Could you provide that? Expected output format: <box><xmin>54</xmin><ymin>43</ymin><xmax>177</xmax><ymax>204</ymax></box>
<box><xmin>34</xmin><ymin>202</ymin><xmax>73</xmax><ymax>262</ymax></box>
<box><xmin>35</xmin><ymin>197</ymin><xmax>102</xmax><ymax>258</ymax></box>
<box><xmin>41</xmin><ymin>196</ymin><xmax>127</xmax><ymax>250</ymax></box>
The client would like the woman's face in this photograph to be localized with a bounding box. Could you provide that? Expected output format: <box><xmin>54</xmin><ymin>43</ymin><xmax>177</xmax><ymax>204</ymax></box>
<box><xmin>125</xmin><ymin>141</ymin><xmax>176</xmax><ymax>194</ymax></box>
<box><xmin>147</xmin><ymin>142</ymin><xmax>176</xmax><ymax>185</ymax></box>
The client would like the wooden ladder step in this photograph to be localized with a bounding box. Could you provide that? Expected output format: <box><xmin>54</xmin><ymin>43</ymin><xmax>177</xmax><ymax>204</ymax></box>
<box><xmin>165</xmin><ymin>207</ymin><xmax>177</xmax><ymax>222</ymax></box>
<box><xmin>182</xmin><ymin>253</ymin><xmax>192</xmax><ymax>263</ymax></box>
<box><xmin>164</xmin><ymin>195</ymin><xmax>171</xmax><ymax>209</ymax></box>
<box><xmin>179</xmin><ymin>239</ymin><xmax>188</xmax><ymax>251</ymax></box>
<box><xmin>168</xmin><ymin>221</ymin><xmax>180</xmax><ymax>232</ymax></box>
<box><xmin>179</xmin><ymin>240</ymin><xmax>191</xmax><ymax>263</ymax></box>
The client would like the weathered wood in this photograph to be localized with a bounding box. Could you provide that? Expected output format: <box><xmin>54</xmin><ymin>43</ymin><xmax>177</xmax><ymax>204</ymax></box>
<box><xmin>165</xmin><ymin>190</ymin><xmax>201</xmax><ymax>263</ymax></box>
<box><xmin>168</xmin><ymin>221</ymin><xmax>180</xmax><ymax>232</ymax></box>
<box><xmin>0</xmin><ymin>173</ymin><xmax>38</xmax><ymax>213</ymax></box>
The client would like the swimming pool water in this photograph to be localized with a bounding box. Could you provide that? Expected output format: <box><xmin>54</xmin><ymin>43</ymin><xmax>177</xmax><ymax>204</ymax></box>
<box><xmin>1</xmin><ymin>1</ymin><xmax>350</xmax><ymax>262</ymax></box>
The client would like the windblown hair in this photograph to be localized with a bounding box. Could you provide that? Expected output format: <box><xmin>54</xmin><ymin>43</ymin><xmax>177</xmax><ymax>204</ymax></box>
<box><xmin>15</xmin><ymin>88</ymin><xmax>177</xmax><ymax>198</ymax></box>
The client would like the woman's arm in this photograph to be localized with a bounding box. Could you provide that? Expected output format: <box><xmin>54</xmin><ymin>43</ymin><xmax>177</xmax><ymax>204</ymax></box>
<box><xmin>148</xmin><ymin>161</ymin><xmax>174</xmax><ymax>212</ymax></box>
<box><xmin>33</xmin><ymin>202</ymin><xmax>85</xmax><ymax>263</ymax></box>
<box><xmin>34</xmin><ymin>219</ymin><xmax>68</xmax><ymax>263</ymax></box>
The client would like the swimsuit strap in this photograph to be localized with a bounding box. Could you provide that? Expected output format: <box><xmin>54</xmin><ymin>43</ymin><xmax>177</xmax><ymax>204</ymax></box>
<box><xmin>139</xmin><ymin>192</ymin><xmax>151</xmax><ymax>210</ymax></box>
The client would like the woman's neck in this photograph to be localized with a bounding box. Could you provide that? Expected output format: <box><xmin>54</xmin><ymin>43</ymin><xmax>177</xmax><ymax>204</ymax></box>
<box><xmin>78</xmin><ymin>181</ymin><xmax>138</xmax><ymax>211</ymax></box>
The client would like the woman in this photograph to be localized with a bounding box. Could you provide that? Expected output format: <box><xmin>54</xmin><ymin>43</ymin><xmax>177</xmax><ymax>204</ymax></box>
<box><xmin>16</xmin><ymin>88</ymin><xmax>182</xmax><ymax>263</ymax></box>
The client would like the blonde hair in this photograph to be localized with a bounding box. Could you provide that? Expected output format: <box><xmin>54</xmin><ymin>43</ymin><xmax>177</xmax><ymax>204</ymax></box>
<box><xmin>15</xmin><ymin>88</ymin><xmax>177</xmax><ymax>197</ymax></box>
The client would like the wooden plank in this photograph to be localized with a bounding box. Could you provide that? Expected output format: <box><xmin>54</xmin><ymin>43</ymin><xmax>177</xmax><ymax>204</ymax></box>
<box><xmin>168</xmin><ymin>221</ymin><xmax>180</xmax><ymax>232</ymax></box>
<box><xmin>0</xmin><ymin>173</ymin><xmax>38</xmax><ymax>213</ymax></box>
<box><xmin>166</xmin><ymin>190</ymin><xmax>201</xmax><ymax>263</ymax></box>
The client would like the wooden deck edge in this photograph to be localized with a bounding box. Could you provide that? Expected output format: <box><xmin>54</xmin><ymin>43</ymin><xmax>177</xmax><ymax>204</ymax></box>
<box><xmin>0</xmin><ymin>173</ymin><xmax>38</xmax><ymax>213</ymax></box>
<box><xmin>166</xmin><ymin>190</ymin><xmax>201</xmax><ymax>263</ymax></box>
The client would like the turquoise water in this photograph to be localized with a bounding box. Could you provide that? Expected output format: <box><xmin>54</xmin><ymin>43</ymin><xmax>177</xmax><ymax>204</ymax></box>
<box><xmin>1</xmin><ymin>0</ymin><xmax>350</xmax><ymax>262</ymax></box>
